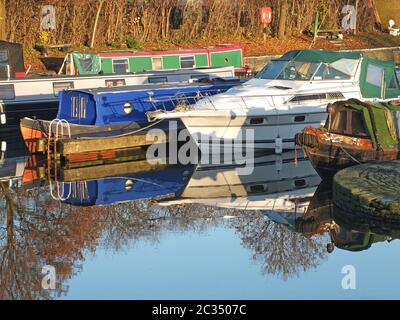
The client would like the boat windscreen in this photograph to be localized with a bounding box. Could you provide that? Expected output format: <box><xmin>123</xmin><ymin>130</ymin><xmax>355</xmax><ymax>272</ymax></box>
<box><xmin>255</xmin><ymin>60</ymin><xmax>288</xmax><ymax>80</ymax></box>
<box><xmin>257</xmin><ymin>60</ymin><xmax>320</xmax><ymax>81</ymax></box>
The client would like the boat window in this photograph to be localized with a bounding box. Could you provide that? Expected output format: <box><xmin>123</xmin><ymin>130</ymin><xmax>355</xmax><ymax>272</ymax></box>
<box><xmin>350</xmin><ymin>110</ymin><xmax>369</xmax><ymax>137</ymax></box>
<box><xmin>71</xmin><ymin>96</ymin><xmax>79</xmax><ymax>118</ymax></box>
<box><xmin>113</xmin><ymin>59</ymin><xmax>129</xmax><ymax>74</ymax></box>
<box><xmin>190</xmin><ymin>74</ymin><xmax>210</xmax><ymax>81</ymax></box>
<box><xmin>391</xmin><ymin>111</ymin><xmax>400</xmax><ymax>140</ymax></box>
<box><xmin>152</xmin><ymin>57</ymin><xmax>163</xmax><ymax>70</ymax></box>
<box><xmin>180</xmin><ymin>56</ymin><xmax>195</xmax><ymax>69</ymax></box>
<box><xmin>0</xmin><ymin>84</ymin><xmax>15</xmax><ymax>100</ymax></box>
<box><xmin>105</xmin><ymin>79</ymin><xmax>126</xmax><ymax>87</ymax></box>
<box><xmin>255</xmin><ymin>60</ymin><xmax>288</xmax><ymax>79</ymax></box>
<box><xmin>327</xmin><ymin>92</ymin><xmax>345</xmax><ymax>99</ymax></box>
<box><xmin>290</xmin><ymin>94</ymin><xmax>326</xmax><ymax>103</ymax></box>
<box><xmin>294</xmin><ymin>179</ymin><xmax>307</xmax><ymax>188</ymax></box>
<box><xmin>388</xmin><ymin>74</ymin><xmax>398</xmax><ymax>89</ymax></box>
<box><xmin>148</xmin><ymin>76</ymin><xmax>168</xmax><ymax>84</ymax></box>
<box><xmin>366</xmin><ymin>64</ymin><xmax>384</xmax><ymax>87</ymax></box>
<box><xmin>313</xmin><ymin>64</ymin><xmax>351</xmax><ymax>80</ymax></box>
<box><xmin>80</xmin><ymin>97</ymin><xmax>86</xmax><ymax>118</ymax></box>
<box><xmin>294</xmin><ymin>115</ymin><xmax>306</xmax><ymax>122</ymax></box>
<box><xmin>249</xmin><ymin>118</ymin><xmax>266</xmax><ymax>125</ymax></box>
<box><xmin>53</xmin><ymin>81</ymin><xmax>74</xmax><ymax>97</ymax></box>
<box><xmin>330</xmin><ymin>110</ymin><xmax>347</xmax><ymax>134</ymax></box>
<box><xmin>276</xmin><ymin>61</ymin><xmax>320</xmax><ymax>81</ymax></box>
<box><xmin>249</xmin><ymin>184</ymin><xmax>267</xmax><ymax>193</ymax></box>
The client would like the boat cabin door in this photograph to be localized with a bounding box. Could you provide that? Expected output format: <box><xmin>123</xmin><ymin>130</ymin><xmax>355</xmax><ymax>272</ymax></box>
<box><xmin>58</xmin><ymin>91</ymin><xmax>96</xmax><ymax>125</ymax></box>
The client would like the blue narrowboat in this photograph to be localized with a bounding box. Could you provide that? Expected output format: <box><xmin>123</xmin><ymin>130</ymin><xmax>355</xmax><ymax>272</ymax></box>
<box><xmin>20</xmin><ymin>77</ymin><xmax>244</xmax><ymax>147</ymax></box>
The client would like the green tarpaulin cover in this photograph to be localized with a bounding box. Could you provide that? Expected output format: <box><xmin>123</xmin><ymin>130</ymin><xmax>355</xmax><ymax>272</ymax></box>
<box><xmin>71</xmin><ymin>52</ymin><xmax>101</xmax><ymax>75</ymax></box>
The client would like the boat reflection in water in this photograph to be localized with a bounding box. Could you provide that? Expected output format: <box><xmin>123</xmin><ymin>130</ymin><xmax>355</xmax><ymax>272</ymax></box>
<box><xmin>272</xmin><ymin>181</ymin><xmax>400</xmax><ymax>253</ymax></box>
<box><xmin>158</xmin><ymin>150</ymin><xmax>321</xmax><ymax>213</ymax></box>
<box><xmin>2</xmin><ymin>145</ymin><xmax>400</xmax><ymax>299</ymax></box>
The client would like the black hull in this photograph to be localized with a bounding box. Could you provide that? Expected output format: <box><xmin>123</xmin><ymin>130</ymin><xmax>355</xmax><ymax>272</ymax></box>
<box><xmin>1</xmin><ymin>101</ymin><xmax>59</xmax><ymax>128</ymax></box>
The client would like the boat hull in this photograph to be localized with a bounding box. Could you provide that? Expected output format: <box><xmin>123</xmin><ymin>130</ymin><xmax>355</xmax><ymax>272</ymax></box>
<box><xmin>295</xmin><ymin>127</ymin><xmax>400</xmax><ymax>178</ymax></box>
<box><xmin>178</xmin><ymin>110</ymin><xmax>327</xmax><ymax>151</ymax></box>
<box><xmin>20</xmin><ymin>117</ymin><xmax>142</xmax><ymax>153</ymax></box>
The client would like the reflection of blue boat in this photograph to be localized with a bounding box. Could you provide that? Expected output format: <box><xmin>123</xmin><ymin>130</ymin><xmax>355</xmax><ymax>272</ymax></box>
<box><xmin>61</xmin><ymin>165</ymin><xmax>194</xmax><ymax>206</ymax></box>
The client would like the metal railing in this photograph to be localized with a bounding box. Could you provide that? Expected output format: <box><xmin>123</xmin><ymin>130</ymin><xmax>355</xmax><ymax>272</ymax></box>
<box><xmin>147</xmin><ymin>87</ymin><xmax>362</xmax><ymax>113</ymax></box>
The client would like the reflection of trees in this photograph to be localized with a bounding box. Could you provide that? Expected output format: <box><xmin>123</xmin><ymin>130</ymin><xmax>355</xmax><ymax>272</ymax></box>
<box><xmin>0</xmin><ymin>179</ymin><xmax>329</xmax><ymax>298</ymax></box>
<box><xmin>0</xmin><ymin>183</ymin><xmax>103</xmax><ymax>299</ymax></box>
<box><xmin>0</xmin><ymin>183</ymin><xmax>225</xmax><ymax>299</ymax></box>
<box><xmin>232</xmin><ymin>212</ymin><xmax>327</xmax><ymax>280</ymax></box>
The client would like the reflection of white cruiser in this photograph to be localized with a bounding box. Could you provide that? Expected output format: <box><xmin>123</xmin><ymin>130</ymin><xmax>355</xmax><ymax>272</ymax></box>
<box><xmin>157</xmin><ymin>151</ymin><xmax>321</xmax><ymax>214</ymax></box>
<box><xmin>152</xmin><ymin>50</ymin><xmax>400</xmax><ymax>150</ymax></box>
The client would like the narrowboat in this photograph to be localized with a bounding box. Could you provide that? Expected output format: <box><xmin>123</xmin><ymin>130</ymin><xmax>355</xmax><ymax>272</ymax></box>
<box><xmin>150</xmin><ymin>50</ymin><xmax>400</xmax><ymax>151</ymax></box>
<box><xmin>0</xmin><ymin>66</ymin><xmax>236</xmax><ymax>128</ymax></box>
<box><xmin>62</xmin><ymin>44</ymin><xmax>248</xmax><ymax>76</ymax></box>
<box><xmin>295</xmin><ymin>98</ymin><xmax>400</xmax><ymax>178</ymax></box>
<box><xmin>19</xmin><ymin>77</ymin><xmax>244</xmax><ymax>152</ymax></box>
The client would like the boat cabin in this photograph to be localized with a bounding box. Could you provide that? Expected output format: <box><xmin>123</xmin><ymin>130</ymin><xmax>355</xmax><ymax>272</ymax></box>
<box><xmin>63</xmin><ymin>45</ymin><xmax>246</xmax><ymax>76</ymax></box>
<box><xmin>255</xmin><ymin>50</ymin><xmax>400</xmax><ymax>100</ymax></box>
<box><xmin>57</xmin><ymin>78</ymin><xmax>244</xmax><ymax>126</ymax></box>
<box><xmin>325</xmin><ymin>99</ymin><xmax>400</xmax><ymax>149</ymax></box>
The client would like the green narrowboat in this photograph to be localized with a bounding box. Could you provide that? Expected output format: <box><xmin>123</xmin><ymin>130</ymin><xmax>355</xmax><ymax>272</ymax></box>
<box><xmin>64</xmin><ymin>44</ymin><xmax>247</xmax><ymax>76</ymax></box>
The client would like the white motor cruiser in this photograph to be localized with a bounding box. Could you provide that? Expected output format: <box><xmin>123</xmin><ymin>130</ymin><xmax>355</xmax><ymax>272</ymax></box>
<box><xmin>150</xmin><ymin>50</ymin><xmax>400</xmax><ymax>150</ymax></box>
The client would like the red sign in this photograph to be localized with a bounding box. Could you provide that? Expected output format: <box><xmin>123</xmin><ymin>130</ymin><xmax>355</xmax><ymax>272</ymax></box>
<box><xmin>260</xmin><ymin>7</ymin><xmax>272</xmax><ymax>25</ymax></box>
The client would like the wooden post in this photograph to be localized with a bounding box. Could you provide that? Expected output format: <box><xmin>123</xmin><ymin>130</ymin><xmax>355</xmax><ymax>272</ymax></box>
<box><xmin>90</xmin><ymin>0</ymin><xmax>105</xmax><ymax>48</ymax></box>
<box><xmin>354</xmin><ymin>0</ymin><xmax>359</xmax><ymax>35</ymax></box>
<box><xmin>0</xmin><ymin>0</ymin><xmax>6</xmax><ymax>40</ymax></box>
<box><xmin>263</xmin><ymin>23</ymin><xmax>267</xmax><ymax>42</ymax></box>
<box><xmin>277</xmin><ymin>0</ymin><xmax>288</xmax><ymax>40</ymax></box>
<box><xmin>313</xmin><ymin>11</ymin><xmax>319</xmax><ymax>45</ymax></box>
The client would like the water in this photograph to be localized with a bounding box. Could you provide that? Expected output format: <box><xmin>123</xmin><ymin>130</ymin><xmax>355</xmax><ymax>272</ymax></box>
<box><xmin>1</xmin><ymin>129</ymin><xmax>400</xmax><ymax>300</ymax></box>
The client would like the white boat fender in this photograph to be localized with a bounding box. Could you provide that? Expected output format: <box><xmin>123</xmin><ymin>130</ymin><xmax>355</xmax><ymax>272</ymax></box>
<box><xmin>1</xmin><ymin>141</ymin><xmax>6</xmax><ymax>152</ymax></box>
<box><xmin>275</xmin><ymin>137</ymin><xmax>283</xmax><ymax>154</ymax></box>
<box><xmin>0</xmin><ymin>103</ymin><xmax>5</xmax><ymax>125</ymax></box>
<box><xmin>275</xmin><ymin>155</ymin><xmax>283</xmax><ymax>173</ymax></box>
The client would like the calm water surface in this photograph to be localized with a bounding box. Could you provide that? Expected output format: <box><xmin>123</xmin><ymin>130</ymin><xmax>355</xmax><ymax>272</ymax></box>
<box><xmin>1</xmin><ymin>130</ymin><xmax>400</xmax><ymax>300</ymax></box>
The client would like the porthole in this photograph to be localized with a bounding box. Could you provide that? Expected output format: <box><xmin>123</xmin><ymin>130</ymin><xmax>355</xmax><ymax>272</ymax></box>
<box><xmin>125</xmin><ymin>179</ymin><xmax>134</xmax><ymax>191</ymax></box>
<box><xmin>123</xmin><ymin>101</ymin><xmax>133</xmax><ymax>114</ymax></box>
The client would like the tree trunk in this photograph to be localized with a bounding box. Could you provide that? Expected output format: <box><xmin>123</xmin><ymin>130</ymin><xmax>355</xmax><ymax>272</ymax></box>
<box><xmin>0</xmin><ymin>0</ymin><xmax>6</xmax><ymax>40</ymax></box>
<box><xmin>278</xmin><ymin>0</ymin><xmax>288</xmax><ymax>40</ymax></box>
<box><xmin>90</xmin><ymin>0</ymin><xmax>105</xmax><ymax>48</ymax></box>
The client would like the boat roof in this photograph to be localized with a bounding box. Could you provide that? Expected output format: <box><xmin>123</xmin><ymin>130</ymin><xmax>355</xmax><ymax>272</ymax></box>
<box><xmin>66</xmin><ymin>77</ymin><xmax>243</xmax><ymax>95</ymax></box>
<box><xmin>278</xmin><ymin>50</ymin><xmax>362</xmax><ymax>63</ymax></box>
<box><xmin>96</xmin><ymin>44</ymin><xmax>243</xmax><ymax>58</ymax></box>
<box><xmin>333</xmin><ymin>98</ymin><xmax>400</xmax><ymax>112</ymax></box>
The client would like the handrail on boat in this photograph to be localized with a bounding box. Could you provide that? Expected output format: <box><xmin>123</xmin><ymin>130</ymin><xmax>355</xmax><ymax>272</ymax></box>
<box><xmin>145</xmin><ymin>87</ymin><xmax>362</xmax><ymax>113</ymax></box>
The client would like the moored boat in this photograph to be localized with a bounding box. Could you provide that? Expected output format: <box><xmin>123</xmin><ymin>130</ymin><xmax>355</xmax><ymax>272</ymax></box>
<box><xmin>1</xmin><ymin>66</ymin><xmax>236</xmax><ymax>128</ymax></box>
<box><xmin>295</xmin><ymin>98</ymin><xmax>400</xmax><ymax>178</ymax></box>
<box><xmin>19</xmin><ymin>78</ymin><xmax>243</xmax><ymax>153</ymax></box>
<box><xmin>150</xmin><ymin>50</ymin><xmax>400</xmax><ymax>151</ymax></box>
